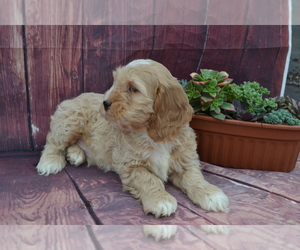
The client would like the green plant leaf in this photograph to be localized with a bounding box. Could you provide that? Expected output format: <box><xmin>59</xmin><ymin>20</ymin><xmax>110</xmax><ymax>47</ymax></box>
<box><xmin>210</xmin><ymin>105</ymin><xmax>221</xmax><ymax>114</ymax></box>
<box><xmin>200</xmin><ymin>69</ymin><xmax>219</xmax><ymax>80</ymax></box>
<box><xmin>217</xmin><ymin>71</ymin><xmax>229</xmax><ymax>80</ymax></box>
<box><xmin>220</xmin><ymin>102</ymin><xmax>236</xmax><ymax>111</ymax></box>
<box><xmin>201</xmin><ymin>95</ymin><xmax>213</xmax><ymax>103</ymax></box>
<box><xmin>201</xmin><ymin>102</ymin><xmax>211</xmax><ymax>111</ymax></box>
<box><xmin>210</xmin><ymin>111</ymin><xmax>226</xmax><ymax>120</ymax></box>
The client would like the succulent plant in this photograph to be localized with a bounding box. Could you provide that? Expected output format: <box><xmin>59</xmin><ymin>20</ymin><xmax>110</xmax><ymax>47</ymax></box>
<box><xmin>263</xmin><ymin>109</ymin><xmax>300</xmax><ymax>125</ymax></box>
<box><xmin>225</xmin><ymin>81</ymin><xmax>277</xmax><ymax>115</ymax></box>
<box><xmin>274</xmin><ymin>96</ymin><xmax>300</xmax><ymax>120</ymax></box>
<box><xmin>180</xmin><ymin>70</ymin><xmax>299</xmax><ymax>126</ymax></box>
<box><xmin>181</xmin><ymin>69</ymin><xmax>235</xmax><ymax>120</ymax></box>
<box><xmin>227</xmin><ymin>99</ymin><xmax>265</xmax><ymax>122</ymax></box>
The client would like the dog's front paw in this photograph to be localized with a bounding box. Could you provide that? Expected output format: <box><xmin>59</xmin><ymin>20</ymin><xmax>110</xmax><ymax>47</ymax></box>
<box><xmin>143</xmin><ymin>225</ymin><xmax>177</xmax><ymax>241</ymax></box>
<box><xmin>66</xmin><ymin>144</ymin><xmax>86</xmax><ymax>166</ymax></box>
<box><xmin>36</xmin><ymin>153</ymin><xmax>66</xmax><ymax>176</ymax></box>
<box><xmin>143</xmin><ymin>193</ymin><xmax>177</xmax><ymax>218</ymax></box>
<box><xmin>199</xmin><ymin>225</ymin><xmax>229</xmax><ymax>234</ymax></box>
<box><xmin>189</xmin><ymin>184</ymin><xmax>229</xmax><ymax>213</ymax></box>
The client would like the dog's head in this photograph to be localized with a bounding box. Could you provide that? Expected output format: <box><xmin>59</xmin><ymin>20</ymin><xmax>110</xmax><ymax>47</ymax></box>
<box><xmin>100</xmin><ymin>59</ymin><xmax>194</xmax><ymax>142</ymax></box>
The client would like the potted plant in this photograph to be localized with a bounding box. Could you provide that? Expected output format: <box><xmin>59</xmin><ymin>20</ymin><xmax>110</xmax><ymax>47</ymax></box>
<box><xmin>180</xmin><ymin>70</ymin><xmax>300</xmax><ymax>172</ymax></box>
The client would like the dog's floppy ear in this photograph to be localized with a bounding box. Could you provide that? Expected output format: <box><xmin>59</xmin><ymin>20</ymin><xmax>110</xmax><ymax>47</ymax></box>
<box><xmin>147</xmin><ymin>79</ymin><xmax>194</xmax><ymax>142</ymax></box>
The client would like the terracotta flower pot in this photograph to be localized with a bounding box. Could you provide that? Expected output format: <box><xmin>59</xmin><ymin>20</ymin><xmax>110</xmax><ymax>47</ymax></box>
<box><xmin>190</xmin><ymin>115</ymin><xmax>300</xmax><ymax>172</ymax></box>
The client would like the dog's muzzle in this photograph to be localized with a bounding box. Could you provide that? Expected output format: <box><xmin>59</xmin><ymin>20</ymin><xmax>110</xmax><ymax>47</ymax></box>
<box><xmin>103</xmin><ymin>100</ymin><xmax>112</xmax><ymax>111</ymax></box>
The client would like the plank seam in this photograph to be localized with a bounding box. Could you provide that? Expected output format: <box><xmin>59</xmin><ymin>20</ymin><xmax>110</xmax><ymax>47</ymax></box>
<box><xmin>182</xmin><ymin>225</ymin><xmax>220</xmax><ymax>250</ymax></box>
<box><xmin>176</xmin><ymin>202</ymin><xmax>217</xmax><ymax>225</ymax></box>
<box><xmin>65</xmin><ymin>170</ymin><xmax>103</xmax><ymax>225</ymax></box>
<box><xmin>149</xmin><ymin>25</ymin><xmax>157</xmax><ymax>58</ymax></box>
<box><xmin>81</xmin><ymin>25</ymin><xmax>85</xmax><ymax>93</ymax></box>
<box><xmin>22</xmin><ymin>25</ymin><xmax>35</xmax><ymax>151</ymax></box>
<box><xmin>203</xmin><ymin>169</ymin><xmax>300</xmax><ymax>203</ymax></box>
<box><xmin>86</xmin><ymin>225</ymin><xmax>104</xmax><ymax>250</ymax></box>
<box><xmin>196</xmin><ymin>25</ymin><xmax>209</xmax><ymax>71</ymax></box>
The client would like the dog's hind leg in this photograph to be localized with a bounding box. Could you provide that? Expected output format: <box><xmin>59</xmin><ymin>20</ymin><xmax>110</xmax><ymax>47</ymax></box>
<box><xmin>36</xmin><ymin>99</ymin><xmax>87</xmax><ymax>175</ymax></box>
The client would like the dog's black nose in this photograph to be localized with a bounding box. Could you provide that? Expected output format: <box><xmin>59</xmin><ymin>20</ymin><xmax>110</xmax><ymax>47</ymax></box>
<box><xmin>103</xmin><ymin>100</ymin><xmax>112</xmax><ymax>111</ymax></box>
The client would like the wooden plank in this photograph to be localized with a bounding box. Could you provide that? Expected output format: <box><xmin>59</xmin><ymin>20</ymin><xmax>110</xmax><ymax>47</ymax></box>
<box><xmin>167</xmin><ymin>172</ymin><xmax>300</xmax><ymax>224</ymax></box>
<box><xmin>66</xmin><ymin>160</ymin><xmax>300</xmax><ymax>225</ymax></box>
<box><xmin>206</xmin><ymin>0</ymin><xmax>248</xmax><ymax>25</ymax></box>
<box><xmin>184</xmin><ymin>225</ymin><xmax>300</xmax><ymax>249</ymax></box>
<box><xmin>198</xmin><ymin>25</ymin><xmax>248</xmax><ymax>78</ymax></box>
<box><xmin>0</xmin><ymin>156</ymin><xmax>95</xmax><ymax>224</ymax></box>
<box><xmin>0</xmin><ymin>226</ymin><xmax>96</xmax><ymax>250</ymax></box>
<box><xmin>65</xmin><ymin>164</ymin><xmax>212</xmax><ymax>225</ymax></box>
<box><xmin>0</xmin><ymin>26</ymin><xmax>31</xmax><ymax>151</ymax></box>
<box><xmin>271</xmin><ymin>25</ymin><xmax>290</xmax><ymax>96</ymax></box>
<box><xmin>150</xmin><ymin>25</ymin><xmax>208</xmax><ymax>80</ymax></box>
<box><xmin>234</xmin><ymin>25</ymin><xmax>288</xmax><ymax>96</ymax></box>
<box><xmin>201</xmin><ymin>160</ymin><xmax>300</xmax><ymax>202</ymax></box>
<box><xmin>25</xmin><ymin>25</ymin><xmax>83</xmax><ymax>150</ymax></box>
<box><xmin>83</xmin><ymin>25</ymin><xmax>154</xmax><ymax>93</ymax></box>
<box><xmin>0</xmin><ymin>0</ymin><xmax>24</xmax><ymax>25</ymax></box>
<box><xmin>89</xmin><ymin>225</ymin><xmax>214</xmax><ymax>249</ymax></box>
<box><xmin>24</xmin><ymin>0</ymin><xmax>82</xmax><ymax>25</ymax></box>
<box><xmin>153</xmin><ymin>0</ymin><xmax>208</xmax><ymax>25</ymax></box>
<box><xmin>83</xmin><ymin>0</ymin><xmax>154</xmax><ymax>25</ymax></box>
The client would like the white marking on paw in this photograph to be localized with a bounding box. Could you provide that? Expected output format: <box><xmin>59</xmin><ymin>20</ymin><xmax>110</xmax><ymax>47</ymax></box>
<box><xmin>201</xmin><ymin>190</ymin><xmax>229</xmax><ymax>212</ymax></box>
<box><xmin>144</xmin><ymin>195</ymin><xmax>177</xmax><ymax>218</ymax></box>
<box><xmin>36</xmin><ymin>154</ymin><xmax>66</xmax><ymax>176</ymax></box>
<box><xmin>144</xmin><ymin>225</ymin><xmax>177</xmax><ymax>241</ymax></box>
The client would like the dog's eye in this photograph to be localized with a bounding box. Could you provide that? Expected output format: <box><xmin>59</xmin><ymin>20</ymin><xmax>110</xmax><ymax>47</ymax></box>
<box><xmin>128</xmin><ymin>86</ymin><xmax>138</xmax><ymax>93</ymax></box>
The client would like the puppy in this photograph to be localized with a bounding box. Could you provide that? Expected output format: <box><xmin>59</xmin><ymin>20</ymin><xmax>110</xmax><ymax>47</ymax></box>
<box><xmin>36</xmin><ymin>59</ymin><xmax>229</xmax><ymax>218</ymax></box>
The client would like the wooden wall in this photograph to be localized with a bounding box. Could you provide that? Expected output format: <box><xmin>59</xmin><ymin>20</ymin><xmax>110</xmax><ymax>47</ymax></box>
<box><xmin>0</xmin><ymin>24</ymin><xmax>290</xmax><ymax>152</ymax></box>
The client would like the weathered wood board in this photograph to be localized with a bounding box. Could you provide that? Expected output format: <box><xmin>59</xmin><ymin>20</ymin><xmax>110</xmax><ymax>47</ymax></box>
<box><xmin>0</xmin><ymin>26</ymin><xmax>31</xmax><ymax>151</ymax></box>
<box><xmin>0</xmin><ymin>24</ymin><xmax>290</xmax><ymax>151</ymax></box>
<box><xmin>0</xmin><ymin>156</ymin><xmax>94</xmax><ymax>225</ymax></box>
<box><xmin>25</xmin><ymin>25</ymin><xmax>83</xmax><ymax>150</ymax></box>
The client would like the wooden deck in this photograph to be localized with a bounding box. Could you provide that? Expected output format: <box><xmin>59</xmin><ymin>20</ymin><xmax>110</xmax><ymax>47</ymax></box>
<box><xmin>0</xmin><ymin>152</ymin><xmax>299</xmax><ymax>226</ymax></box>
<box><xmin>1</xmin><ymin>225</ymin><xmax>299</xmax><ymax>249</ymax></box>
<box><xmin>1</xmin><ymin>152</ymin><xmax>300</xmax><ymax>249</ymax></box>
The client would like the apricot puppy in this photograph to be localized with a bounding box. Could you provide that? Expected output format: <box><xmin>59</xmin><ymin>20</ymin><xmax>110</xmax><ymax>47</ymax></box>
<box><xmin>37</xmin><ymin>59</ymin><xmax>229</xmax><ymax>217</ymax></box>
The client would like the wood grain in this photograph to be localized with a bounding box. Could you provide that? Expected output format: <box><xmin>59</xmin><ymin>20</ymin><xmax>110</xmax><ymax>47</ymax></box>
<box><xmin>24</xmin><ymin>0</ymin><xmax>82</xmax><ymax>25</ymax></box>
<box><xmin>167</xmin><ymin>171</ymin><xmax>300</xmax><ymax>225</ymax></box>
<box><xmin>83</xmin><ymin>0</ymin><xmax>155</xmax><ymax>25</ymax></box>
<box><xmin>206</xmin><ymin>0</ymin><xmax>248</xmax><ymax>25</ymax></box>
<box><xmin>66</xmin><ymin>160</ymin><xmax>300</xmax><ymax>225</ymax></box>
<box><xmin>150</xmin><ymin>25</ymin><xmax>208</xmax><ymax>80</ymax></box>
<box><xmin>153</xmin><ymin>0</ymin><xmax>208</xmax><ymax>25</ymax></box>
<box><xmin>234</xmin><ymin>25</ymin><xmax>288</xmax><ymax>96</ymax></box>
<box><xmin>198</xmin><ymin>26</ymin><xmax>248</xmax><ymax>78</ymax></box>
<box><xmin>202</xmin><ymin>160</ymin><xmax>300</xmax><ymax>202</ymax></box>
<box><xmin>0</xmin><ymin>156</ymin><xmax>95</xmax><ymax>225</ymax></box>
<box><xmin>0</xmin><ymin>226</ymin><xmax>96</xmax><ymax>250</ymax></box>
<box><xmin>271</xmin><ymin>25</ymin><xmax>290</xmax><ymax>96</ymax></box>
<box><xmin>0</xmin><ymin>26</ymin><xmax>31</xmax><ymax>151</ymax></box>
<box><xmin>184</xmin><ymin>225</ymin><xmax>300</xmax><ymax>249</ymax></box>
<box><xmin>25</xmin><ymin>25</ymin><xmax>83</xmax><ymax>150</ymax></box>
<box><xmin>0</xmin><ymin>225</ymin><xmax>298</xmax><ymax>249</ymax></box>
<box><xmin>65</xmin><ymin>164</ymin><xmax>212</xmax><ymax>225</ymax></box>
<box><xmin>83</xmin><ymin>25</ymin><xmax>154</xmax><ymax>93</ymax></box>
<box><xmin>89</xmin><ymin>225</ymin><xmax>209</xmax><ymax>250</ymax></box>
<box><xmin>0</xmin><ymin>0</ymin><xmax>24</xmax><ymax>25</ymax></box>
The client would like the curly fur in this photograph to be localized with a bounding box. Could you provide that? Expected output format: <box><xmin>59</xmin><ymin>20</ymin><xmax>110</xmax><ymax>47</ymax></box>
<box><xmin>36</xmin><ymin>59</ymin><xmax>229</xmax><ymax>217</ymax></box>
